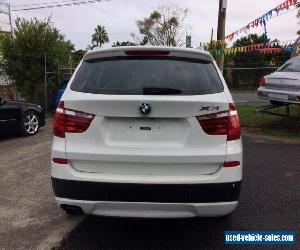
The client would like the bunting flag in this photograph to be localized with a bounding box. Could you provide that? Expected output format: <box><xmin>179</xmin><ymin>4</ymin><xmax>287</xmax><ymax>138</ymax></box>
<box><xmin>206</xmin><ymin>40</ymin><xmax>295</xmax><ymax>56</ymax></box>
<box><xmin>258</xmin><ymin>48</ymin><xmax>284</xmax><ymax>55</ymax></box>
<box><xmin>203</xmin><ymin>39</ymin><xmax>296</xmax><ymax>49</ymax></box>
<box><xmin>212</xmin><ymin>0</ymin><xmax>300</xmax><ymax>44</ymax></box>
<box><xmin>212</xmin><ymin>46</ymin><xmax>293</xmax><ymax>56</ymax></box>
<box><xmin>209</xmin><ymin>39</ymin><xmax>295</xmax><ymax>57</ymax></box>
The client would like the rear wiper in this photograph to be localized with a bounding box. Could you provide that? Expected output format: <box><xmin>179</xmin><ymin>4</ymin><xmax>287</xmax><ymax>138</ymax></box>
<box><xmin>143</xmin><ymin>86</ymin><xmax>182</xmax><ymax>95</ymax></box>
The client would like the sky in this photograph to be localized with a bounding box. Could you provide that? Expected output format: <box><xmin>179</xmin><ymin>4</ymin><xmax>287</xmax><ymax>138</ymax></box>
<box><xmin>2</xmin><ymin>0</ymin><xmax>299</xmax><ymax>49</ymax></box>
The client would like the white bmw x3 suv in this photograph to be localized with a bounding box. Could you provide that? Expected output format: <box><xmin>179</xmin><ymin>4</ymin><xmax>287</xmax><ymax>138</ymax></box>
<box><xmin>51</xmin><ymin>46</ymin><xmax>243</xmax><ymax>218</ymax></box>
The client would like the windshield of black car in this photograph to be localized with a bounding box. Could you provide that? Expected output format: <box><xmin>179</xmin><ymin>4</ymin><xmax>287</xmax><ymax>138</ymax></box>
<box><xmin>278</xmin><ymin>59</ymin><xmax>300</xmax><ymax>72</ymax></box>
<box><xmin>71</xmin><ymin>56</ymin><xmax>224</xmax><ymax>95</ymax></box>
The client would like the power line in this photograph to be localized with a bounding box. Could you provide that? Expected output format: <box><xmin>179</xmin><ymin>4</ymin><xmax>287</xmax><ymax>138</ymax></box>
<box><xmin>11</xmin><ymin>0</ymin><xmax>87</xmax><ymax>8</ymax></box>
<box><xmin>11</xmin><ymin>0</ymin><xmax>108</xmax><ymax>12</ymax></box>
<box><xmin>11</xmin><ymin>0</ymin><xmax>107</xmax><ymax>11</ymax></box>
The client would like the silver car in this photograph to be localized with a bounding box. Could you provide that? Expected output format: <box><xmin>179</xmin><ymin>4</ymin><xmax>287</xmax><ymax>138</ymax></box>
<box><xmin>257</xmin><ymin>56</ymin><xmax>300</xmax><ymax>105</ymax></box>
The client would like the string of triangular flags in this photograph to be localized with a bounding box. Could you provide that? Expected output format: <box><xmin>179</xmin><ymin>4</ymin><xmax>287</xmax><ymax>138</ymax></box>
<box><xmin>212</xmin><ymin>0</ymin><xmax>300</xmax><ymax>45</ymax></box>
<box><xmin>210</xmin><ymin>40</ymin><xmax>295</xmax><ymax>57</ymax></box>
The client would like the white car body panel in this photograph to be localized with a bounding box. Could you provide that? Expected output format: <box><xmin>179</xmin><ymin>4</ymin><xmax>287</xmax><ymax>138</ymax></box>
<box><xmin>51</xmin><ymin>46</ymin><xmax>243</xmax><ymax>218</ymax></box>
<box><xmin>55</xmin><ymin>198</ymin><xmax>238</xmax><ymax>218</ymax></box>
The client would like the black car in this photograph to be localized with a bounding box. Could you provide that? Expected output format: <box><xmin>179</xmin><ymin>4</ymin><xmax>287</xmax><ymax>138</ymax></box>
<box><xmin>0</xmin><ymin>96</ymin><xmax>45</xmax><ymax>136</ymax></box>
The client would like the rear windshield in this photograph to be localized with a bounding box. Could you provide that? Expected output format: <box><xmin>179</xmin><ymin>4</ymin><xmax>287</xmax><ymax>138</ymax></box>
<box><xmin>71</xmin><ymin>56</ymin><xmax>224</xmax><ymax>95</ymax></box>
<box><xmin>278</xmin><ymin>59</ymin><xmax>300</xmax><ymax>72</ymax></box>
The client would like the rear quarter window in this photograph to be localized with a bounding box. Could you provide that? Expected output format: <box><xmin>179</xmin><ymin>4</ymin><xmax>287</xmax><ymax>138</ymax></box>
<box><xmin>278</xmin><ymin>58</ymin><xmax>300</xmax><ymax>72</ymax></box>
<box><xmin>71</xmin><ymin>56</ymin><xmax>224</xmax><ymax>95</ymax></box>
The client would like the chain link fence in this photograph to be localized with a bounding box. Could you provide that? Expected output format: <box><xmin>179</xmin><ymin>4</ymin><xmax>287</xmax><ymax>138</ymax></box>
<box><xmin>221</xmin><ymin>52</ymin><xmax>291</xmax><ymax>90</ymax></box>
<box><xmin>0</xmin><ymin>51</ymin><xmax>291</xmax><ymax>111</ymax></box>
<box><xmin>223</xmin><ymin>66</ymin><xmax>278</xmax><ymax>90</ymax></box>
<box><xmin>0</xmin><ymin>52</ymin><xmax>78</xmax><ymax>112</ymax></box>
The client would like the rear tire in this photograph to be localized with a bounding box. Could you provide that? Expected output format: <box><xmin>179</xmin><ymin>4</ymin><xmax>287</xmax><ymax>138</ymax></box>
<box><xmin>21</xmin><ymin>111</ymin><xmax>40</xmax><ymax>136</ymax></box>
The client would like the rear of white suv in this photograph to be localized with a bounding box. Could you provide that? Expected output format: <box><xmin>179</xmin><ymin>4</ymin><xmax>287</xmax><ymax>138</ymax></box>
<box><xmin>51</xmin><ymin>46</ymin><xmax>243</xmax><ymax>218</ymax></box>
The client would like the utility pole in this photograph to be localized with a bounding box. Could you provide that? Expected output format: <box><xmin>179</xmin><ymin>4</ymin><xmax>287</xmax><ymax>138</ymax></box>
<box><xmin>8</xmin><ymin>3</ymin><xmax>12</xmax><ymax>33</ymax></box>
<box><xmin>186</xmin><ymin>35</ymin><xmax>192</xmax><ymax>48</ymax></box>
<box><xmin>44</xmin><ymin>52</ymin><xmax>48</xmax><ymax>113</ymax></box>
<box><xmin>0</xmin><ymin>1</ymin><xmax>12</xmax><ymax>33</ymax></box>
<box><xmin>216</xmin><ymin>0</ymin><xmax>227</xmax><ymax>72</ymax></box>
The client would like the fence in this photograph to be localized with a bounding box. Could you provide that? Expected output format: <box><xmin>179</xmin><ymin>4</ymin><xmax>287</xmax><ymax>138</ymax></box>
<box><xmin>0</xmin><ymin>52</ymin><xmax>78</xmax><ymax>112</ymax></box>
<box><xmin>223</xmin><ymin>66</ymin><xmax>278</xmax><ymax>90</ymax></box>
<box><xmin>45</xmin><ymin>65</ymin><xmax>76</xmax><ymax>112</ymax></box>
<box><xmin>0</xmin><ymin>52</ymin><xmax>288</xmax><ymax>111</ymax></box>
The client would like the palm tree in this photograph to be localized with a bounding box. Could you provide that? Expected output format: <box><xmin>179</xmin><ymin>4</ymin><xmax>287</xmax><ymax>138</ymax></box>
<box><xmin>92</xmin><ymin>25</ymin><xmax>109</xmax><ymax>48</ymax></box>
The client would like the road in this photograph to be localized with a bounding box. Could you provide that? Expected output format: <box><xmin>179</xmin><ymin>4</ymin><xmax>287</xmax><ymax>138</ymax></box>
<box><xmin>232</xmin><ymin>92</ymin><xmax>265</xmax><ymax>103</ymax></box>
<box><xmin>0</xmin><ymin>121</ymin><xmax>82</xmax><ymax>250</ymax></box>
<box><xmin>0</xmin><ymin>122</ymin><xmax>299</xmax><ymax>249</ymax></box>
<box><xmin>58</xmin><ymin>136</ymin><xmax>300</xmax><ymax>250</ymax></box>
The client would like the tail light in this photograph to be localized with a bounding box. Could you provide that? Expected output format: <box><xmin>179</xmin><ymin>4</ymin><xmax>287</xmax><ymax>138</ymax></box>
<box><xmin>259</xmin><ymin>76</ymin><xmax>266</xmax><ymax>86</ymax></box>
<box><xmin>224</xmin><ymin>161</ymin><xmax>240</xmax><ymax>168</ymax></box>
<box><xmin>125</xmin><ymin>51</ymin><xmax>170</xmax><ymax>56</ymax></box>
<box><xmin>53</xmin><ymin>101</ymin><xmax>95</xmax><ymax>138</ymax></box>
<box><xmin>52</xmin><ymin>158</ymin><xmax>68</xmax><ymax>165</ymax></box>
<box><xmin>196</xmin><ymin>103</ymin><xmax>241</xmax><ymax>141</ymax></box>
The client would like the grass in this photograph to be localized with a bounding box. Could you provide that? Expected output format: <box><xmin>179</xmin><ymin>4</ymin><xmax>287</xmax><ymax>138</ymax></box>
<box><xmin>237</xmin><ymin>103</ymin><xmax>300</xmax><ymax>140</ymax></box>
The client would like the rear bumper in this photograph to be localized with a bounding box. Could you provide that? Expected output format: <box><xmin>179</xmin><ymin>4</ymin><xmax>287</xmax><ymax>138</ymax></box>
<box><xmin>52</xmin><ymin>178</ymin><xmax>241</xmax><ymax>203</ymax></box>
<box><xmin>51</xmin><ymin>136</ymin><xmax>243</xmax><ymax>217</ymax></box>
<box><xmin>257</xmin><ymin>87</ymin><xmax>300</xmax><ymax>104</ymax></box>
<box><xmin>55</xmin><ymin>198</ymin><xmax>238</xmax><ymax>218</ymax></box>
<box><xmin>52</xmin><ymin>178</ymin><xmax>241</xmax><ymax>217</ymax></box>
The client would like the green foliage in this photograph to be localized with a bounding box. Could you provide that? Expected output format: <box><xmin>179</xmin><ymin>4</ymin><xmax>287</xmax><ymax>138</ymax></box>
<box><xmin>112</xmin><ymin>41</ymin><xmax>136</xmax><ymax>47</ymax></box>
<box><xmin>92</xmin><ymin>25</ymin><xmax>109</xmax><ymax>48</ymax></box>
<box><xmin>1</xmin><ymin>17</ymin><xmax>74</xmax><ymax>103</ymax></box>
<box><xmin>230</xmin><ymin>34</ymin><xmax>270</xmax><ymax>69</ymax></box>
<box><xmin>72</xmin><ymin>49</ymin><xmax>86</xmax><ymax>66</ymax></box>
<box><xmin>229</xmin><ymin>34</ymin><xmax>291</xmax><ymax>69</ymax></box>
<box><xmin>233</xmin><ymin>34</ymin><xmax>268</xmax><ymax>47</ymax></box>
<box><xmin>0</xmin><ymin>35</ymin><xmax>5</xmax><ymax>52</ymax></box>
<box><xmin>223</xmin><ymin>34</ymin><xmax>291</xmax><ymax>89</ymax></box>
<box><xmin>135</xmin><ymin>6</ymin><xmax>188</xmax><ymax>46</ymax></box>
<box><xmin>204</xmin><ymin>41</ymin><xmax>227</xmax><ymax>54</ymax></box>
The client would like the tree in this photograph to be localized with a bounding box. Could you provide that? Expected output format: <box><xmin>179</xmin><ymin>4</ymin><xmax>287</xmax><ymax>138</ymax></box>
<box><xmin>112</xmin><ymin>41</ymin><xmax>136</xmax><ymax>47</ymax></box>
<box><xmin>72</xmin><ymin>49</ymin><xmax>86</xmax><ymax>66</ymax></box>
<box><xmin>1</xmin><ymin>17</ymin><xmax>74</xmax><ymax>104</ymax></box>
<box><xmin>0</xmin><ymin>35</ymin><xmax>11</xmax><ymax>86</ymax></box>
<box><xmin>92</xmin><ymin>25</ymin><xmax>109</xmax><ymax>48</ymax></box>
<box><xmin>204</xmin><ymin>40</ymin><xmax>227</xmax><ymax>55</ymax></box>
<box><xmin>233</xmin><ymin>34</ymin><xmax>269</xmax><ymax>47</ymax></box>
<box><xmin>223</xmin><ymin>34</ymin><xmax>290</xmax><ymax>90</ymax></box>
<box><xmin>134</xmin><ymin>5</ymin><xmax>188</xmax><ymax>47</ymax></box>
<box><xmin>0</xmin><ymin>35</ymin><xmax>5</xmax><ymax>52</ymax></box>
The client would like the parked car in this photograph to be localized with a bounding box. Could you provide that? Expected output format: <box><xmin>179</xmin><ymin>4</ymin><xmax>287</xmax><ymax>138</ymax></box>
<box><xmin>257</xmin><ymin>56</ymin><xmax>300</xmax><ymax>105</ymax></box>
<box><xmin>51</xmin><ymin>46</ymin><xmax>242</xmax><ymax>218</ymax></box>
<box><xmin>53</xmin><ymin>78</ymin><xmax>69</xmax><ymax>110</ymax></box>
<box><xmin>0</xmin><ymin>97</ymin><xmax>45</xmax><ymax>136</ymax></box>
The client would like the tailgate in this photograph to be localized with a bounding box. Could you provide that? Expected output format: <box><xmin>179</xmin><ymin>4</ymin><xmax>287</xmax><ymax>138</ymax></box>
<box><xmin>64</xmin><ymin>91</ymin><xmax>229</xmax><ymax>176</ymax></box>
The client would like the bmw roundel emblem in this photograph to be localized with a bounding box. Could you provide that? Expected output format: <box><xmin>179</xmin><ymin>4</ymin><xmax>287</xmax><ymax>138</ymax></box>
<box><xmin>139</xmin><ymin>102</ymin><xmax>151</xmax><ymax>115</ymax></box>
